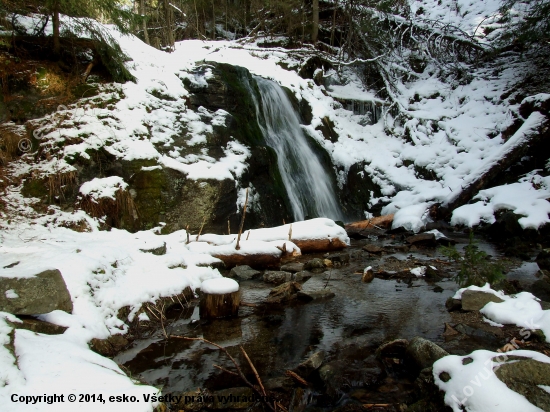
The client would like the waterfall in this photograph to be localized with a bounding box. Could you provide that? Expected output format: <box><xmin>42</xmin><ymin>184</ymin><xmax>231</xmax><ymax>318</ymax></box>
<box><xmin>251</xmin><ymin>76</ymin><xmax>343</xmax><ymax>222</ymax></box>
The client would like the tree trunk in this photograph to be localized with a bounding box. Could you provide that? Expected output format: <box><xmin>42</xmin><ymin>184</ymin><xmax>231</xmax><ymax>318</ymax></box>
<box><xmin>52</xmin><ymin>0</ymin><xmax>60</xmax><ymax>57</ymax></box>
<box><xmin>200</xmin><ymin>290</ymin><xmax>240</xmax><ymax>319</ymax></box>
<box><xmin>163</xmin><ymin>0</ymin><xmax>175</xmax><ymax>49</ymax></box>
<box><xmin>140</xmin><ymin>0</ymin><xmax>150</xmax><ymax>45</ymax></box>
<box><xmin>312</xmin><ymin>0</ymin><xmax>319</xmax><ymax>43</ymax></box>
<box><xmin>212</xmin><ymin>0</ymin><xmax>216</xmax><ymax>40</ymax></box>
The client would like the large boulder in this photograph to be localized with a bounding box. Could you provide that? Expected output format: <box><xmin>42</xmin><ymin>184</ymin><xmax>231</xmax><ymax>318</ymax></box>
<box><xmin>0</xmin><ymin>269</ymin><xmax>73</xmax><ymax>315</ymax></box>
<box><xmin>495</xmin><ymin>358</ymin><xmax>550</xmax><ymax>411</ymax></box>
<box><xmin>461</xmin><ymin>290</ymin><xmax>504</xmax><ymax>311</ymax></box>
<box><xmin>407</xmin><ymin>337</ymin><xmax>449</xmax><ymax>370</ymax></box>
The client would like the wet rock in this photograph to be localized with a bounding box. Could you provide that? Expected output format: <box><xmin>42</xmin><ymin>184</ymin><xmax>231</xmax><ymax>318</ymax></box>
<box><xmin>362</xmin><ymin>267</ymin><xmax>374</xmax><ymax>283</ymax></box>
<box><xmin>297</xmin><ymin>288</ymin><xmax>335</xmax><ymax>302</ymax></box>
<box><xmin>536</xmin><ymin>249</ymin><xmax>550</xmax><ymax>271</ymax></box>
<box><xmin>292</xmin><ymin>271</ymin><xmax>312</xmax><ymax>283</ymax></box>
<box><xmin>90</xmin><ymin>334</ymin><xmax>129</xmax><ymax>357</ymax></box>
<box><xmin>263</xmin><ymin>270</ymin><xmax>292</xmax><ymax>285</ymax></box>
<box><xmin>495</xmin><ymin>358</ymin><xmax>550</xmax><ymax>411</ymax></box>
<box><xmin>375</xmin><ymin>339</ymin><xmax>408</xmax><ymax>359</ymax></box>
<box><xmin>303</xmin><ymin>258</ymin><xmax>325</xmax><ymax>272</ymax></box>
<box><xmin>531</xmin><ymin>277</ymin><xmax>550</xmax><ymax>302</ymax></box>
<box><xmin>139</xmin><ymin>242</ymin><xmax>166</xmax><ymax>255</ymax></box>
<box><xmin>362</xmin><ymin>244</ymin><xmax>383</xmax><ymax>254</ymax></box>
<box><xmin>443</xmin><ymin>323</ymin><xmax>459</xmax><ymax>337</ymax></box>
<box><xmin>319</xmin><ymin>363</ymin><xmax>335</xmax><ymax>383</ymax></box>
<box><xmin>326</xmin><ymin>253</ymin><xmax>350</xmax><ymax>266</ymax></box>
<box><xmin>405</xmin><ymin>233</ymin><xmax>437</xmax><ymax>247</ymax></box>
<box><xmin>455</xmin><ymin>323</ymin><xmax>503</xmax><ymax>342</ymax></box>
<box><xmin>212</xmin><ymin>387</ymin><xmax>254</xmax><ymax>409</ymax></box>
<box><xmin>0</xmin><ymin>269</ymin><xmax>73</xmax><ymax>315</ymax></box>
<box><xmin>13</xmin><ymin>317</ymin><xmax>67</xmax><ymax>335</ymax></box>
<box><xmin>445</xmin><ymin>297</ymin><xmax>462</xmax><ymax>312</ymax></box>
<box><xmin>296</xmin><ymin>351</ymin><xmax>325</xmax><ymax>376</ymax></box>
<box><xmin>280</xmin><ymin>262</ymin><xmax>304</xmax><ymax>273</ymax></box>
<box><xmin>264</xmin><ymin>376</ymin><xmax>293</xmax><ymax>391</ymax></box>
<box><xmin>266</xmin><ymin>281</ymin><xmax>301</xmax><ymax>304</ymax></box>
<box><xmin>229</xmin><ymin>265</ymin><xmax>261</xmax><ymax>281</ymax></box>
<box><xmin>406</xmin><ymin>336</ymin><xmax>449</xmax><ymax>370</ymax></box>
<box><xmin>461</xmin><ymin>290</ymin><xmax>504</xmax><ymax>311</ymax></box>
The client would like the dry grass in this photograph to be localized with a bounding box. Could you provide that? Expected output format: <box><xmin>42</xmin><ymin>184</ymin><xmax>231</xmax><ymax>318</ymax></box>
<box><xmin>47</xmin><ymin>170</ymin><xmax>77</xmax><ymax>201</ymax></box>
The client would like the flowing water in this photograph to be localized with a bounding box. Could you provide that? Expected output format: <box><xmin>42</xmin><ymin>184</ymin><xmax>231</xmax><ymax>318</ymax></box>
<box><xmin>251</xmin><ymin>77</ymin><xmax>343</xmax><ymax>222</ymax></box>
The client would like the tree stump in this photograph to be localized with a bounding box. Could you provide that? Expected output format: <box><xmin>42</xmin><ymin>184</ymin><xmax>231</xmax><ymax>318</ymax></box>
<box><xmin>199</xmin><ymin>278</ymin><xmax>240</xmax><ymax>319</ymax></box>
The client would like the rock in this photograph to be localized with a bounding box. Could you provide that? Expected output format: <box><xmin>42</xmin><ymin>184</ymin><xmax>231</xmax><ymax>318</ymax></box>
<box><xmin>362</xmin><ymin>267</ymin><xmax>374</xmax><ymax>283</ymax></box>
<box><xmin>424</xmin><ymin>266</ymin><xmax>442</xmax><ymax>281</ymax></box>
<box><xmin>280</xmin><ymin>262</ymin><xmax>304</xmax><ymax>273</ymax></box>
<box><xmin>292</xmin><ymin>271</ymin><xmax>312</xmax><ymax>283</ymax></box>
<box><xmin>303</xmin><ymin>258</ymin><xmax>325</xmax><ymax>271</ymax></box>
<box><xmin>495</xmin><ymin>358</ymin><xmax>550</xmax><ymax>411</ymax></box>
<box><xmin>362</xmin><ymin>244</ymin><xmax>383</xmax><ymax>254</ymax></box>
<box><xmin>319</xmin><ymin>363</ymin><xmax>335</xmax><ymax>383</ymax></box>
<box><xmin>297</xmin><ymin>288</ymin><xmax>335</xmax><ymax>302</ymax></box>
<box><xmin>139</xmin><ymin>242</ymin><xmax>166</xmax><ymax>255</ymax></box>
<box><xmin>0</xmin><ymin>269</ymin><xmax>73</xmax><ymax>315</ymax></box>
<box><xmin>406</xmin><ymin>233</ymin><xmax>437</xmax><ymax>247</ymax></box>
<box><xmin>326</xmin><ymin>253</ymin><xmax>350</xmax><ymax>266</ymax></box>
<box><xmin>296</xmin><ymin>351</ymin><xmax>325</xmax><ymax>376</ymax></box>
<box><xmin>406</xmin><ymin>337</ymin><xmax>449</xmax><ymax>370</ymax></box>
<box><xmin>531</xmin><ymin>277</ymin><xmax>550</xmax><ymax>302</ymax></box>
<box><xmin>266</xmin><ymin>281</ymin><xmax>301</xmax><ymax>304</ymax></box>
<box><xmin>454</xmin><ymin>323</ymin><xmax>503</xmax><ymax>342</ymax></box>
<box><xmin>375</xmin><ymin>339</ymin><xmax>409</xmax><ymax>359</ymax></box>
<box><xmin>12</xmin><ymin>317</ymin><xmax>67</xmax><ymax>335</ymax></box>
<box><xmin>445</xmin><ymin>297</ymin><xmax>462</xmax><ymax>312</ymax></box>
<box><xmin>264</xmin><ymin>376</ymin><xmax>293</xmax><ymax>391</ymax></box>
<box><xmin>90</xmin><ymin>334</ymin><xmax>129</xmax><ymax>357</ymax></box>
<box><xmin>443</xmin><ymin>323</ymin><xmax>459</xmax><ymax>337</ymax></box>
<box><xmin>263</xmin><ymin>270</ymin><xmax>292</xmax><ymax>285</ymax></box>
<box><xmin>461</xmin><ymin>290</ymin><xmax>504</xmax><ymax>311</ymax></box>
<box><xmin>536</xmin><ymin>249</ymin><xmax>550</xmax><ymax>271</ymax></box>
<box><xmin>212</xmin><ymin>387</ymin><xmax>254</xmax><ymax>409</ymax></box>
<box><xmin>229</xmin><ymin>265</ymin><xmax>261</xmax><ymax>281</ymax></box>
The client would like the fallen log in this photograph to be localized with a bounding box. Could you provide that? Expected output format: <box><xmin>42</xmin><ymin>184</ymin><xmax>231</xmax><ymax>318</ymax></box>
<box><xmin>345</xmin><ymin>214</ymin><xmax>394</xmax><ymax>231</ymax></box>
<box><xmin>211</xmin><ymin>252</ymin><xmax>282</xmax><ymax>269</ymax></box>
<box><xmin>432</xmin><ymin>101</ymin><xmax>550</xmax><ymax>220</ymax></box>
<box><xmin>292</xmin><ymin>237</ymin><xmax>348</xmax><ymax>253</ymax></box>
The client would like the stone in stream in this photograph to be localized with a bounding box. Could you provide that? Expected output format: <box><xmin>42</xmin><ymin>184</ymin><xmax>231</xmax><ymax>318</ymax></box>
<box><xmin>0</xmin><ymin>269</ymin><xmax>73</xmax><ymax>315</ymax></box>
<box><xmin>303</xmin><ymin>258</ymin><xmax>325</xmax><ymax>272</ymax></box>
<box><xmin>362</xmin><ymin>266</ymin><xmax>374</xmax><ymax>283</ymax></box>
<box><xmin>90</xmin><ymin>335</ymin><xmax>129</xmax><ymax>357</ymax></box>
<box><xmin>292</xmin><ymin>271</ymin><xmax>312</xmax><ymax>283</ymax></box>
<box><xmin>326</xmin><ymin>252</ymin><xmax>350</xmax><ymax>267</ymax></box>
<box><xmin>280</xmin><ymin>262</ymin><xmax>304</xmax><ymax>273</ymax></box>
<box><xmin>495</xmin><ymin>358</ymin><xmax>550</xmax><ymax>411</ymax></box>
<box><xmin>263</xmin><ymin>270</ymin><xmax>292</xmax><ymax>285</ymax></box>
<box><xmin>266</xmin><ymin>281</ymin><xmax>302</xmax><ymax>304</ymax></box>
<box><xmin>297</xmin><ymin>288</ymin><xmax>335</xmax><ymax>302</ymax></box>
<box><xmin>406</xmin><ymin>337</ymin><xmax>449</xmax><ymax>370</ymax></box>
<box><xmin>296</xmin><ymin>350</ymin><xmax>325</xmax><ymax>377</ymax></box>
<box><xmin>405</xmin><ymin>232</ymin><xmax>437</xmax><ymax>247</ymax></box>
<box><xmin>461</xmin><ymin>290</ymin><xmax>504</xmax><ymax>311</ymax></box>
<box><xmin>229</xmin><ymin>265</ymin><xmax>261</xmax><ymax>281</ymax></box>
<box><xmin>362</xmin><ymin>244</ymin><xmax>383</xmax><ymax>254</ymax></box>
<box><xmin>535</xmin><ymin>249</ymin><xmax>550</xmax><ymax>270</ymax></box>
<box><xmin>445</xmin><ymin>297</ymin><xmax>462</xmax><ymax>312</ymax></box>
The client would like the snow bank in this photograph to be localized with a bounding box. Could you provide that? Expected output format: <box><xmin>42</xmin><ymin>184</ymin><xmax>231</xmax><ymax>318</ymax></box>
<box><xmin>433</xmin><ymin>349</ymin><xmax>550</xmax><ymax>412</ymax></box>
<box><xmin>79</xmin><ymin>176</ymin><xmax>128</xmax><ymax>200</ymax></box>
<box><xmin>454</xmin><ymin>284</ymin><xmax>550</xmax><ymax>342</ymax></box>
<box><xmin>452</xmin><ymin>172</ymin><xmax>550</xmax><ymax>230</ymax></box>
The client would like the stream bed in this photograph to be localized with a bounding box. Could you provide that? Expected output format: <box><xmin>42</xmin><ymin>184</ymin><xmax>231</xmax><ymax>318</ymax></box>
<box><xmin>115</xmin><ymin>231</ymin><xmax>541</xmax><ymax>411</ymax></box>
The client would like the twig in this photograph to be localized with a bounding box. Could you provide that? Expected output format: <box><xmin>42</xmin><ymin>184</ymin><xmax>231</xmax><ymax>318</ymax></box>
<box><xmin>240</xmin><ymin>346</ymin><xmax>266</xmax><ymax>396</ymax></box>
<box><xmin>288</xmin><ymin>224</ymin><xmax>292</xmax><ymax>241</ymax></box>
<box><xmin>235</xmin><ymin>188</ymin><xmax>249</xmax><ymax>250</ymax></box>
<box><xmin>173</xmin><ymin>336</ymin><xmax>275</xmax><ymax>412</ymax></box>
<box><xmin>196</xmin><ymin>216</ymin><xmax>206</xmax><ymax>241</ymax></box>
<box><xmin>246</xmin><ymin>230</ymin><xmax>251</xmax><ymax>240</ymax></box>
<box><xmin>285</xmin><ymin>370</ymin><xmax>308</xmax><ymax>386</ymax></box>
<box><xmin>185</xmin><ymin>224</ymin><xmax>190</xmax><ymax>244</ymax></box>
<box><xmin>213</xmin><ymin>364</ymin><xmax>239</xmax><ymax>376</ymax></box>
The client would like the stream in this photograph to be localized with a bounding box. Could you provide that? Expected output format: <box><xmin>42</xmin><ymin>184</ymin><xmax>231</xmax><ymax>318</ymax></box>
<box><xmin>114</xmin><ymin>231</ymin><xmax>541</xmax><ymax>410</ymax></box>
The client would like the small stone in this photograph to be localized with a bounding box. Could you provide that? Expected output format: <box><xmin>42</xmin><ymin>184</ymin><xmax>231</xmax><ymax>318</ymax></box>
<box><xmin>263</xmin><ymin>271</ymin><xmax>292</xmax><ymax>285</ymax></box>
<box><xmin>90</xmin><ymin>335</ymin><xmax>129</xmax><ymax>357</ymax></box>
<box><xmin>292</xmin><ymin>271</ymin><xmax>312</xmax><ymax>283</ymax></box>
<box><xmin>296</xmin><ymin>351</ymin><xmax>325</xmax><ymax>376</ymax></box>
<box><xmin>304</xmin><ymin>258</ymin><xmax>325</xmax><ymax>271</ymax></box>
<box><xmin>443</xmin><ymin>323</ymin><xmax>459</xmax><ymax>337</ymax></box>
<box><xmin>445</xmin><ymin>297</ymin><xmax>462</xmax><ymax>312</ymax></box>
<box><xmin>406</xmin><ymin>233</ymin><xmax>437</xmax><ymax>247</ymax></box>
<box><xmin>363</xmin><ymin>244</ymin><xmax>383</xmax><ymax>253</ymax></box>
<box><xmin>280</xmin><ymin>262</ymin><xmax>304</xmax><ymax>273</ymax></box>
<box><xmin>362</xmin><ymin>267</ymin><xmax>374</xmax><ymax>283</ymax></box>
<box><xmin>461</xmin><ymin>290</ymin><xmax>504</xmax><ymax>311</ymax></box>
<box><xmin>229</xmin><ymin>265</ymin><xmax>261</xmax><ymax>281</ymax></box>
<box><xmin>326</xmin><ymin>253</ymin><xmax>350</xmax><ymax>264</ymax></box>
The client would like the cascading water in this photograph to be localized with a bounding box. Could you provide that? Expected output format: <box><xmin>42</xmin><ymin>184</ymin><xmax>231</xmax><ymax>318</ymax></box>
<box><xmin>250</xmin><ymin>76</ymin><xmax>343</xmax><ymax>221</ymax></box>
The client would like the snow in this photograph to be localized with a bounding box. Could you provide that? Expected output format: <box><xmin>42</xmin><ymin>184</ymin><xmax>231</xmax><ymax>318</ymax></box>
<box><xmin>433</xmin><ymin>349</ymin><xmax>550</xmax><ymax>412</ymax></box>
<box><xmin>410</xmin><ymin>266</ymin><xmax>427</xmax><ymax>277</ymax></box>
<box><xmin>453</xmin><ymin>284</ymin><xmax>550</xmax><ymax>343</ymax></box>
<box><xmin>79</xmin><ymin>176</ymin><xmax>128</xmax><ymax>200</ymax></box>
<box><xmin>5</xmin><ymin>290</ymin><xmax>18</xmax><ymax>299</ymax></box>
<box><xmin>200</xmin><ymin>278</ymin><xmax>239</xmax><ymax>294</ymax></box>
